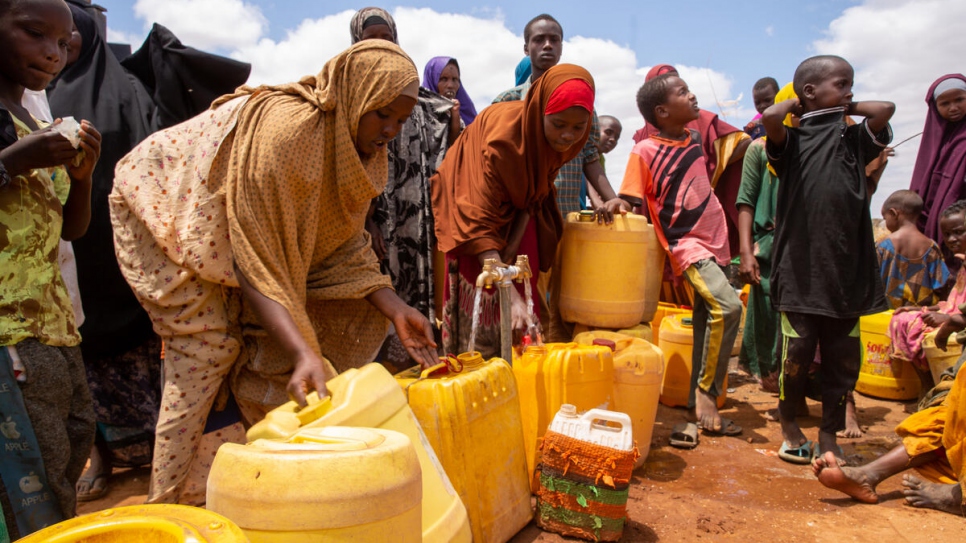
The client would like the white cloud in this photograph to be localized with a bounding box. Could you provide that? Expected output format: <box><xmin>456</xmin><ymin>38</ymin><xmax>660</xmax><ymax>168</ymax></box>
<box><xmin>132</xmin><ymin>0</ymin><xmax>266</xmax><ymax>50</ymax></box>
<box><xmin>121</xmin><ymin>5</ymin><xmax>751</xmax><ymax>195</ymax></box>
<box><xmin>765</xmin><ymin>25</ymin><xmax>774</xmax><ymax>37</ymax></box>
<box><xmin>813</xmin><ymin>0</ymin><xmax>966</xmax><ymax>214</ymax></box>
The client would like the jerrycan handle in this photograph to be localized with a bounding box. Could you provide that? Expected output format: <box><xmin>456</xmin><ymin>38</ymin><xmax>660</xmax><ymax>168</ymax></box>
<box><xmin>419</xmin><ymin>355</ymin><xmax>464</xmax><ymax>379</ymax></box>
<box><xmin>295</xmin><ymin>391</ymin><xmax>334</xmax><ymax>426</ymax></box>
<box><xmin>582</xmin><ymin>408</ymin><xmax>633</xmax><ymax>433</ymax></box>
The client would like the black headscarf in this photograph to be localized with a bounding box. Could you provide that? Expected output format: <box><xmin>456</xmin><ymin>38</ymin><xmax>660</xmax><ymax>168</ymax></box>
<box><xmin>47</xmin><ymin>5</ymin><xmax>251</xmax><ymax>357</ymax></box>
<box><xmin>47</xmin><ymin>4</ymin><xmax>159</xmax><ymax>357</ymax></box>
<box><xmin>121</xmin><ymin>23</ymin><xmax>252</xmax><ymax>129</ymax></box>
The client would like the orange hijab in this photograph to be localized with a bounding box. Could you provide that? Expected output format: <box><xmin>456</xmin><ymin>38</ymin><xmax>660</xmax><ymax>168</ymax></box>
<box><xmin>431</xmin><ymin>64</ymin><xmax>594</xmax><ymax>271</ymax></box>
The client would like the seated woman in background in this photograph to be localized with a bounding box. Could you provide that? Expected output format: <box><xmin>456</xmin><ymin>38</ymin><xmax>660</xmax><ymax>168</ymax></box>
<box><xmin>431</xmin><ymin>64</ymin><xmax>595</xmax><ymax>359</ymax></box>
<box><xmin>890</xmin><ymin>200</ymin><xmax>966</xmax><ymax>398</ymax></box>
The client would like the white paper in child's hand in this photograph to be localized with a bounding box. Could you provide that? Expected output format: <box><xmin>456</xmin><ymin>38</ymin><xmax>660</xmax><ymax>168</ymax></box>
<box><xmin>51</xmin><ymin>116</ymin><xmax>81</xmax><ymax>148</ymax></box>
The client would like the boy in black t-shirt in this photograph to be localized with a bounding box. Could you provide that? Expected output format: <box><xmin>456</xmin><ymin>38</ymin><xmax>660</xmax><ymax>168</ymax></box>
<box><xmin>762</xmin><ymin>55</ymin><xmax>894</xmax><ymax>465</ymax></box>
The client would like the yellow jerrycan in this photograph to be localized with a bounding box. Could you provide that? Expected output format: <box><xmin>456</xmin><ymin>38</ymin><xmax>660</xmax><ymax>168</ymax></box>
<box><xmin>855</xmin><ymin>310</ymin><xmax>920</xmax><ymax>400</ymax></box>
<box><xmin>16</xmin><ymin>504</ymin><xmax>247</xmax><ymax>543</ymax></box>
<box><xmin>245</xmin><ymin>363</ymin><xmax>471</xmax><ymax>543</ymax></box>
<box><xmin>559</xmin><ymin>211</ymin><xmax>665</xmax><ymax>328</ymax></box>
<box><xmin>396</xmin><ymin>352</ymin><xmax>531</xmax><ymax>543</ymax></box>
<box><xmin>208</xmin><ymin>426</ymin><xmax>420</xmax><ymax>542</ymax></box>
<box><xmin>657</xmin><ymin>314</ymin><xmax>727</xmax><ymax>408</ymax></box>
<box><xmin>923</xmin><ymin>330</ymin><xmax>964</xmax><ymax>384</ymax></box>
<box><xmin>573</xmin><ymin>331</ymin><xmax>665</xmax><ymax>466</ymax></box>
<box><xmin>650</xmin><ymin>301</ymin><xmax>691</xmax><ymax>332</ymax></box>
<box><xmin>512</xmin><ymin>342</ymin><xmax>615</xmax><ymax>488</ymax></box>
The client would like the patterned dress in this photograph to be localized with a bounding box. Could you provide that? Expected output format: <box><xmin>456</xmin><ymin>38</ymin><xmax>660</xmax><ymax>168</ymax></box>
<box><xmin>372</xmin><ymin>88</ymin><xmax>452</xmax><ymax>365</ymax></box>
<box><xmin>877</xmin><ymin>237</ymin><xmax>950</xmax><ymax>309</ymax></box>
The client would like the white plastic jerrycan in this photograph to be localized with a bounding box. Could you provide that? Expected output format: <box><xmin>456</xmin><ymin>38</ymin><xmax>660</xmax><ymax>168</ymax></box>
<box><xmin>547</xmin><ymin>404</ymin><xmax>634</xmax><ymax>452</ymax></box>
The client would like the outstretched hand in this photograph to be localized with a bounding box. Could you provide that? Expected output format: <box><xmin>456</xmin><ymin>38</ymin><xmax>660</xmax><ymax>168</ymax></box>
<box><xmin>392</xmin><ymin>305</ymin><xmax>438</xmax><ymax>369</ymax></box>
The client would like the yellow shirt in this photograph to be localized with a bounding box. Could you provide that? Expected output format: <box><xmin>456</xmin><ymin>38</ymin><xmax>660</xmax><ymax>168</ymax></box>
<box><xmin>0</xmin><ymin>115</ymin><xmax>79</xmax><ymax>346</ymax></box>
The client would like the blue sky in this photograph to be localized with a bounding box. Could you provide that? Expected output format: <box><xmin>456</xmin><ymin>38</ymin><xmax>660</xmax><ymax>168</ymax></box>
<box><xmin>90</xmin><ymin>1</ymin><xmax>961</xmax><ymax>213</ymax></box>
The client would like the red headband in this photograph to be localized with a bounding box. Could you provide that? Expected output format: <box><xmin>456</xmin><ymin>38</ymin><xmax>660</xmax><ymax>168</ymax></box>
<box><xmin>544</xmin><ymin>79</ymin><xmax>595</xmax><ymax>116</ymax></box>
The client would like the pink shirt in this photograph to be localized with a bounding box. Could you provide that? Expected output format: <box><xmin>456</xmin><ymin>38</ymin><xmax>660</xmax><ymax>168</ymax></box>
<box><xmin>619</xmin><ymin>132</ymin><xmax>730</xmax><ymax>274</ymax></box>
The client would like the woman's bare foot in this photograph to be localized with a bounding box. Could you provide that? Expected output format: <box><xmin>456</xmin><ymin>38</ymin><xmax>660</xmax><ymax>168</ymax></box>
<box><xmin>813</xmin><ymin>451</ymin><xmax>879</xmax><ymax>503</ymax></box>
<box><xmin>902</xmin><ymin>474</ymin><xmax>964</xmax><ymax>515</ymax></box>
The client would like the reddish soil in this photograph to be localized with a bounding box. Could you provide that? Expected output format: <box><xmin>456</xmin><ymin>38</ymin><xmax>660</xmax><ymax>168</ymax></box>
<box><xmin>79</xmin><ymin>360</ymin><xmax>966</xmax><ymax>542</ymax></box>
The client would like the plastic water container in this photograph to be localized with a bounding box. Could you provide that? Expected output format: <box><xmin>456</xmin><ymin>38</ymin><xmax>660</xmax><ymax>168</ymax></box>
<box><xmin>855</xmin><ymin>310</ymin><xmax>920</xmax><ymax>400</ymax></box>
<box><xmin>922</xmin><ymin>330</ymin><xmax>963</xmax><ymax>384</ymax></box>
<box><xmin>657</xmin><ymin>315</ymin><xmax>727</xmax><ymax>408</ymax></box>
<box><xmin>396</xmin><ymin>352</ymin><xmax>531</xmax><ymax>543</ymax></box>
<box><xmin>535</xmin><ymin>405</ymin><xmax>637</xmax><ymax>542</ymax></box>
<box><xmin>208</xmin><ymin>426</ymin><xmax>420</xmax><ymax>542</ymax></box>
<box><xmin>16</xmin><ymin>505</ymin><xmax>247</xmax><ymax>543</ymax></box>
<box><xmin>573</xmin><ymin>331</ymin><xmax>664</xmax><ymax>467</ymax></box>
<box><xmin>572</xmin><ymin>323</ymin><xmax>653</xmax><ymax>343</ymax></box>
<box><xmin>513</xmin><ymin>343</ymin><xmax>615</xmax><ymax>488</ymax></box>
<box><xmin>245</xmin><ymin>364</ymin><xmax>471</xmax><ymax>543</ymax></box>
<box><xmin>558</xmin><ymin>211</ymin><xmax>665</xmax><ymax>328</ymax></box>
<box><xmin>649</xmin><ymin>302</ymin><xmax>691</xmax><ymax>332</ymax></box>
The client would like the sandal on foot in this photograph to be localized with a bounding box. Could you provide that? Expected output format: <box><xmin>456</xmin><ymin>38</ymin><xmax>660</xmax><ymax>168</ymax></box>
<box><xmin>778</xmin><ymin>440</ymin><xmax>814</xmax><ymax>465</ymax></box>
<box><xmin>699</xmin><ymin>417</ymin><xmax>742</xmax><ymax>436</ymax></box>
<box><xmin>76</xmin><ymin>473</ymin><xmax>108</xmax><ymax>502</ymax></box>
<box><xmin>669</xmin><ymin>422</ymin><xmax>699</xmax><ymax>449</ymax></box>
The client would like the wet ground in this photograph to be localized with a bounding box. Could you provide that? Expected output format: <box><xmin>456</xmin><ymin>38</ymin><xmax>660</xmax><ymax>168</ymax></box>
<box><xmin>79</xmin><ymin>358</ymin><xmax>966</xmax><ymax>542</ymax></box>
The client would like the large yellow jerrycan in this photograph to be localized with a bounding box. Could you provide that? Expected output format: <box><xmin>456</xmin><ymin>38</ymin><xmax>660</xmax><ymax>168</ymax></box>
<box><xmin>245</xmin><ymin>363</ymin><xmax>471</xmax><ymax>543</ymax></box>
<box><xmin>512</xmin><ymin>342</ymin><xmax>615</xmax><ymax>488</ymax></box>
<box><xmin>855</xmin><ymin>310</ymin><xmax>920</xmax><ymax>400</ymax></box>
<box><xmin>657</xmin><ymin>315</ymin><xmax>727</xmax><ymax>408</ymax></box>
<box><xmin>16</xmin><ymin>504</ymin><xmax>247</xmax><ymax>543</ymax></box>
<box><xmin>396</xmin><ymin>352</ymin><xmax>531</xmax><ymax>543</ymax></box>
<box><xmin>558</xmin><ymin>211</ymin><xmax>665</xmax><ymax>328</ymax></box>
<box><xmin>208</xmin><ymin>427</ymin><xmax>420</xmax><ymax>542</ymax></box>
<box><xmin>573</xmin><ymin>331</ymin><xmax>665</xmax><ymax>467</ymax></box>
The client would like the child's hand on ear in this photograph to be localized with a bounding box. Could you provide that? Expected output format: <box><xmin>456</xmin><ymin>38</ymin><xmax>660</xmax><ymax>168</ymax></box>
<box><xmin>66</xmin><ymin>120</ymin><xmax>101</xmax><ymax>183</ymax></box>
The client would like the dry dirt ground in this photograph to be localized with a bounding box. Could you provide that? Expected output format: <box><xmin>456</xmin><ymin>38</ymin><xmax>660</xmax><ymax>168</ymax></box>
<box><xmin>79</xmin><ymin>359</ymin><xmax>966</xmax><ymax>543</ymax></box>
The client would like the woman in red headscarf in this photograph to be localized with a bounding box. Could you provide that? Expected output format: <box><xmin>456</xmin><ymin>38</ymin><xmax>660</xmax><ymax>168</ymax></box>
<box><xmin>431</xmin><ymin>64</ymin><xmax>595</xmax><ymax>359</ymax></box>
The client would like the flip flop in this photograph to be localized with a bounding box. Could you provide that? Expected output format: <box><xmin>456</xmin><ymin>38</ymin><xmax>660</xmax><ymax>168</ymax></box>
<box><xmin>76</xmin><ymin>473</ymin><xmax>108</xmax><ymax>502</ymax></box>
<box><xmin>699</xmin><ymin>417</ymin><xmax>742</xmax><ymax>437</ymax></box>
<box><xmin>669</xmin><ymin>422</ymin><xmax>699</xmax><ymax>449</ymax></box>
<box><xmin>778</xmin><ymin>440</ymin><xmax>814</xmax><ymax>465</ymax></box>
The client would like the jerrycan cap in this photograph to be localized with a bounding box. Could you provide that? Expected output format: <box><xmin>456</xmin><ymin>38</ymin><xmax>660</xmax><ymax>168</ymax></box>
<box><xmin>577</xmin><ymin>210</ymin><xmax>595</xmax><ymax>222</ymax></box>
<box><xmin>592</xmin><ymin>338</ymin><xmax>617</xmax><ymax>352</ymax></box>
<box><xmin>558</xmin><ymin>404</ymin><xmax>579</xmax><ymax>418</ymax></box>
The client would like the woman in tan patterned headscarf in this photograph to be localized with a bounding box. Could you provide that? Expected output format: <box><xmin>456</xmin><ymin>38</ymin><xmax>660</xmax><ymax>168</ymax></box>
<box><xmin>109</xmin><ymin>40</ymin><xmax>435</xmax><ymax>505</ymax></box>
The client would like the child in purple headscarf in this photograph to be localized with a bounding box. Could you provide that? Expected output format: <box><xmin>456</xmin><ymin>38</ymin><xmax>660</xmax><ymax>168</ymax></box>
<box><xmin>911</xmin><ymin>74</ymin><xmax>966</xmax><ymax>251</ymax></box>
<box><xmin>423</xmin><ymin>56</ymin><xmax>477</xmax><ymax>133</ymax></box>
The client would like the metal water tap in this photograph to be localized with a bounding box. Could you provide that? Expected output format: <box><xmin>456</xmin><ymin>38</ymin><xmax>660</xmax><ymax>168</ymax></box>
<box><xmin>512</xmin><ymin>255</ymin><xmax>532</xmax><ymax>283</ymax></box>
<box><xmin>471</xmin><ymin>255</ymin><xmax>535</xmax><ymax>363</ymax></box>
<box><xmin>475</xmin><ymin>258</ymin><xmax>505</xmax><ymax>288</ymax></box>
